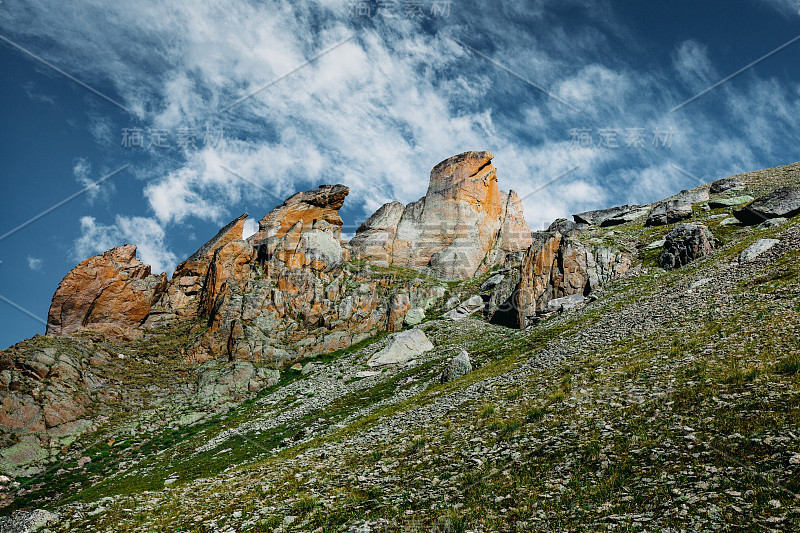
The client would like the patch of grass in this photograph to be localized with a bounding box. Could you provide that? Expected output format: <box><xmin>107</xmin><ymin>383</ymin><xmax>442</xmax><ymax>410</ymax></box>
<box><xmin>478</xmin><ymin>403</ymin><xmax>495</xmax><ymax>418</ymax></box>
<box><xmin>775</xmin><ymin>353</ymin><xmax>800</xmax><ymax>375</ymax></box>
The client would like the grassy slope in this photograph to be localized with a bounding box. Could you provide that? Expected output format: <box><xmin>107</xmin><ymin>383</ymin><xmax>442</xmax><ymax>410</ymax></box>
<box><xmin>10</xmin><ymin>162</ymin><xmax>800</xmax><ymax>531</ymax></box>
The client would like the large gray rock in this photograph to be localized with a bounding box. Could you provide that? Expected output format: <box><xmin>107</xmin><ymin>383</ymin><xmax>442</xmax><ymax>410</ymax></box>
<box><xmin>600</xmin><ymin>206</ymin><xmax>651</xmax><ymax>227</ymax></box>
<box><xmin>442</xmin><ymin>295</ymin><xmax>485</xmax><ymax>320</ymax></box>
<box><xmin>739</xmin><ymin>239</ymin><xmax>780</xmax><ymax>263</ymax></box>
<box><xmin>367</xmin><ymin>328</ymin><xmax>434</xmax><ymax>367</ymax></box>
<box><xmin>403</xmin><ymin>307</ymin><xmax>426</xmax><ymax>326</ymax></box>
<box><xmin>710</xmin><ymin>176</ymin><xmax>744</xmax><ymax>193</ymax></box>
<box><xmin>545</xmin><ymin>294</ymin><xmax>586</xmax><ymax>313</ymax></box>
<box><xmin>708</xmin><ymin>195</ymin><xmax>752</xmax><ymax>209</ymax></box>
<box><xmin>440</xmin><ymin>350</ymin><xmax>472</xmax><ymax>383</ymax></box>
<box><xmin>659</xmin><ymin>223</ymin><xmax>715</xmax><ymax>270</ymax></box>
<box><xmin>734</xmin><ymin>187</ymin><xmax>800</xmax><ymax>225</ymax></box>
<box><xmin>646</xmin><ymin>189</ymin><xmax>709</xmax><ymax>227</ymax></box>
<box><xmin>573</xmin><ymin>205</ymin><xmax>636</xmax><ymax>226</ymax></box>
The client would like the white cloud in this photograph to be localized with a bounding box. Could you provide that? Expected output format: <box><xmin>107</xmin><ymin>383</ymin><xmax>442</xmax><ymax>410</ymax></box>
<box><xmin>74</xmin><ymin>215</ymin><xmax>178</xmax><ymax>274</ymax></box>
<box><xmin>26</xmin><ymin>256</ymin><xmax>42</xmax><ymax>271</ymax></box>
<box><xmin>1</xmin><ymin>0</ymin><xmax>798</xmax><ymax>257</ymax></box>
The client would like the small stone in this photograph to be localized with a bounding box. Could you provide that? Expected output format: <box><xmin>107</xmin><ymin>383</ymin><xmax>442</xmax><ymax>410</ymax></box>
<box><xmin>440</xmin><ymin>350</ymin><xmax>472</xmax><ymax>383</ymax></box>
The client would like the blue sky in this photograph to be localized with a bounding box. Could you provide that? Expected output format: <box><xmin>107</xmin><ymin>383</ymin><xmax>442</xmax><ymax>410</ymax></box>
<box><xmin>1</xmin><ymin>0</ymin><xmax>799</xmax><ymax>348</ymax></box>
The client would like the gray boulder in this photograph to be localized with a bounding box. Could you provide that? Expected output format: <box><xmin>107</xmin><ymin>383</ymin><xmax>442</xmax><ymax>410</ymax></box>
<box><xmin>367</xmin><ymin>328</ymin><xmax>434</xmax><ymax>367</ymax></box>
<box><xmin>574</xmin><ymin>205</ymin><xmax>636</xmax><ymax>226</ymax></box>
<box><xmin>479</xmin><ymin>274</ymin><xmax>505</xmax><ymax>292</ymax></box>
<box><xmin>739</xmin><ymin>239</ymin><xmax>780</xmax><ymax>263</ymax></box>
<box><xmin>547</xmin><ymin>218</ymin><xmax>582</xmax><ymax>234</ymax></box>
<box><xmin>710</xmin><ymin>176</ymin><xmax>744</xmax><ymax>193</ymax></box>
<box><xmin>708</xmin><ymin>195</ymin><xmax>752</xmax><ymax>208</ymax></box>
<box><xmin>646</xmin><ymin>189</ymin><xmax>710</xmax><ymax>227</ymax></box>
<box><xmin>545</xmin><ymin>294</ymin><xmax>587</xmax><ymax>313</ymax></box>
<box><xmin>659</xmin><ymin>224</ymin><xmax>715</xmax><ymax>270</ymax></box>
<box><xmin>600</xmin><ymin>206</ymin><xmax>651</xmax><ymax>227</ymax></box>
<box><xmin>443</xmin><ymin>295</ymin><xmax>485</xmax><ymax>320</ymax></box>
<box><xmin>757</xmin><ymin>217</ymin><xmax>787</xmax><ymax>230</ymax></box>
<box><xmin>403</xmin><ymin>306</ymin><xmax>425</xmax><ymax>326</ymax></box>
<box><xmin>440</xmin><ymin>350</ymin><xmax>472</xmax><ymax>383</ymax></box>
<box><xmin>734</xmin><ymin>186</ymin><xmax>800</xmax><ymax>225</ymax></box>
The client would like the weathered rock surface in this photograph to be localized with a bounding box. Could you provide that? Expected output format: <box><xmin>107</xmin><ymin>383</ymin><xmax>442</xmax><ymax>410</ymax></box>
<box><xmin>710</xmin><ymin>176</ymin><xmax>744</xmax><ymax>193</ymax></box>
<box><xmin>573</xmin><ymin>205</ymin><xmax>636</xmax><ymax>226</ymax></box>
<box><xmin>514</xmin><ymin>232</ymin><xmax>631</xmax><ymax>327</ymax></box>
<box><xmin>708</xmin><ymin>195</ymin><xmax>752</xmax><ymax>209</ymax></box>
<box><xmin>658</xmin><ymin>223</ymin><xmax>714</xmax><ymax>270</ymax></box>
<box><xmin>351</xmin><ymin>152</ymin><xmax>532</xmax><ymax>280</ymax></box>
<box><xmin>0</xmin><ymin>508</ymin><xmax>58</xmax><ymax>533</ymax></box>
<box><xmin>443</xmin><ymin>295</ymin><xmax>485</xmax><ymax>321</ymax></box>
<box><xmin>733</xmin><ymin>186</ymin><xmax>800</xmax><ymax>225</ymax></box>
<box><xmin>646</xmin><ymin>189</ymin><xmax>709</xmax><ymax>227</ymax></box>
<box><xmin>248</xmin><ymin>184</ymin><xmax>349</xmax><ymax>243</ymax></box>
<box><xmin>148</xmin><ymin>213</ymin><xmax>249</xmax><ymax>325</ymax></box>
<box><xmin>600</xmin><ymin>206</ymin><xmax>650</xmax><ymax>227</ymax></box>
<box><xmin>739</xmin><ymin>239</ymin><xmax>780</xmax><ymax>263</ymax></box>
<box><xmin>366</xmin><ymin>329</ymin><xmax>434</xmax><ymax>367</ymax></box>
<box><xmin>439</xmin><ymin>350</ymin><xmax>472</xmax><ymax>383</ymax></box>
<box><xmin>47</xmin><ymin>245</ymin><xmax>167</xmax><ymax>340</ymax></box>
<box><xmin>545</xmin><ymin>293</ymin><xmax>587</xmax><ymax>313</ymax></box>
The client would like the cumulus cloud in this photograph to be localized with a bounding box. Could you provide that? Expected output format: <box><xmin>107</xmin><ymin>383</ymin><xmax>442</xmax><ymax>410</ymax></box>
<box><xmin>74</xmin><ymin>216</ymin><xmax>178</xmax><ymax>274</ymax></box>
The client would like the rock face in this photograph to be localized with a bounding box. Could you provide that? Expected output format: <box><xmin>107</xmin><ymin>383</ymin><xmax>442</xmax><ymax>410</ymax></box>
<box><xmin>148</xmin><ymin>213</ymin><xmax>249</xmax><ymax>326</ymax></box>
<box><xmin>367</xmin><ymin>329</ymin><xmax>434</xmax><ymax>367</ymax></box>
<box><xmin>733</xmin><ymin>187</ymin><xmax>800</xmax><ymax>225</ymax></box>
<box><xmin>185</xmin><ymin>186</ymin><xmax>443</xmax><ymax>363</ymax></box>
<box><xmin>350</xmin><ymin>152</ymin><xmax>532</xmax><ymax>280</ymax></box>
<box><xmin>47</xmin><ymin>245</ymin><xmax>167</xmax><ymax>339</ymax></box>
<box><xmin>440</xmin><ymin>350</ymin><xmax>472</xmax><ymax>383</ymax></box>
<box><xmin>443</xmin><ymin>295</ymin><xmax>485</xmax><ymax>321</ymax></box>
<box><xmin>658</xmin><ymin>224</ymin><xmax>714</xmax><ymax>270</ymax></box>
<box><xmin>248</xmin><ymin>184</ymin><xmax>349</xmax><ymax>243</ymax></box>
<box><xmin>573</xmin><ymin>205</ymin><xmax>636</xmax><ymax>226</ymax></box>
<box><xmin>514</xmin><ymin>231</ymin><xmax>631</xmax><ymax>328</ymax></box>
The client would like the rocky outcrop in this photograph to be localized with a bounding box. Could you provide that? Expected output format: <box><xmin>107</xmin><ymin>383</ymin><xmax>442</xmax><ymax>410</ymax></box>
<box><xmin>514</xmin><ymin>232</ymin><xmax>631</xmax><ymax>328</ymax></box>
<box><xmin>248</xmin><ymin>184</ymin><xmax>349</xmax><ymax>243</ymax></box>
<box><xmin>47</xmin><ymin>245</ymin><xmax>167</xmax><ymax>340</ymax></box>
<box><xmin>733</xmin><ymin>186</ymin><xmax>800</xmax><ymax>225</ymax></box>
<box><xmin>351</xmin><ymin>152</ymin><xmax>532</xmax><ymax>280</ymax></box>
<box><xmin>645</xmin><ymin>189</ymin><xmax>709</xmax><ymax>227</ymax></box>
<box><xmin>147</xmin><ymin>213</ymin><xmax>249</xmax><ymax>326</ymax></box>
<box><xmin>659</xmin><ymin>223</ymin><xmax>714</xmax><ymax>270</ymax></box>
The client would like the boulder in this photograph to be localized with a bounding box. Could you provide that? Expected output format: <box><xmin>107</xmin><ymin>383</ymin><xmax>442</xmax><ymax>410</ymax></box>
<box><xmin>440</xmin><ymin>350</ymin><xmax>472</xmax><ymax>383</ymax></box>
<box><xmin>573</xmin><ymin>205</ymin><xmax>636</xmax><ymax>226</ymax></box>
<box><xmin>403</xmin><ymin>307</ymin><xmax>425</xmax><ymax>326</ymax></box>
<box><xmin>545</xmin><ymin>293</ymin><xmax>587</xmax><ymax>313</ymax></box>
<box><xmin>644</xmin><ymin>239</ymin><xmax>666</xmax><ymax>251</ymax></box>
<box><xmin>733</xmin><ymin>187</ymin><xmax>800</xmax><ymax>225</ymax></box>
<box><xmin>645</xmin><ymin>189</ymin><xmax>709</xmax><ymax>227</ymax></box>
<box><xmin>739</xmin><ymin>239</ymin><xmax>779</xmax><ymax>263</ymax></box>
<box><xmin>708</xmin><ymin>195</ymin><xmax>753</xmax><ymax>209</ymax></box>
<box><xmin>658</xmin><ymin>224</ymin><xmax>714</xmax><ymax>270</ymax></box>
<box><xmin>600</xmin><ymin>206</ymin><xmax>650</xmax><ymax>227</ymax></box>
<box><xmin>367</xmin><ymin>329</ymin><xmax>434</xmax><ymax>367</ymax></box>
<box><xmin>479</xmin><ymin>274</ymin><xmax>505</xmax><ymax>292</ymax></box>
<box><xmin>757</xmin><ymin>217</ymin><xmax>787</xmax><ymax>230</ymax></box>
<box><xmin>442</xmin><ymin>295</ymin><xmax>485</xmax><ymax>320</ymax></box>
<box><xmin>547</xmin><ymin>218</ymin><xmax>582</xmax><ymax>234</ymax></box>
<box><xmin>710</xmin><ymin>176</ymin><xmax>744</xmax><ymax>193</ymax></box>
<box><xmin>46</xmin><ymin>245</ymin><xmax>167</xmax><ymax>339</ymax></box>
<box><xmin>350</xmin><ymin>151</ymin><xmax>532</xmax><ymax>280</ymax></box>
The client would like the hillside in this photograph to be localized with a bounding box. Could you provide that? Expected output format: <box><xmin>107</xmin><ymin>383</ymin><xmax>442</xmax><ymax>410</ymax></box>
<box><xmin>1</xmin><ymin>157</ymin><xmax>800</xmax><ymax>532</ymax></box>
